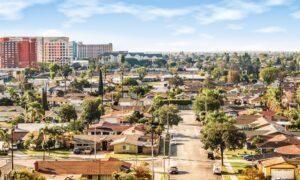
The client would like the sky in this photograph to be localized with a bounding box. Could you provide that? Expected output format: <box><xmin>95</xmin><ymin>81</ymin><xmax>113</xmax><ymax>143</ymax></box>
<box><xmin>0</xmin><ymin>0</ymin><xmax>300</xmax><ymax>52</ymax></box>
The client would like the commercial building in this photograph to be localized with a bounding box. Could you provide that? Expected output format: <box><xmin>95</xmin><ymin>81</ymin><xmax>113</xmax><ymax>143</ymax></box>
<box><xmin>41</xmin><ymin>37</ymin><xmax>70</xmax><ymax>64</ymax></box>
<box><xmin>78</xmin><ymin>42</ymin><xmax>112</xmax><ymax>59</ymax></box>
<box><xmin>0</xmin><ymin>37</ymin><xmax>37</xmax><ymax>68</ymax></box>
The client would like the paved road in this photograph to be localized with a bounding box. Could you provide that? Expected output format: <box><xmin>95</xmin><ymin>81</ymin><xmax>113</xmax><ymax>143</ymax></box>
<box><xmin>169</xmin><ymin>110</ymin><xmax>220</xmax><ymax>180</ymax></box>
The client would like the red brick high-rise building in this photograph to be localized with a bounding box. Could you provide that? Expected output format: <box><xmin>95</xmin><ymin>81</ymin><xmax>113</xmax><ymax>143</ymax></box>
<box><xmin>0</xmin><ymin>37</ymin><xmax>37</xmax><ymax>68</ymax></box>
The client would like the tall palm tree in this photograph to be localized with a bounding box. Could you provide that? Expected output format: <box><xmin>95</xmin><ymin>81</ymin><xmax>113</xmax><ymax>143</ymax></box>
<box><xmin>0</xmin><ymin>129</ymin><xmax>10</xmax><ymax>148</ymax></box>
<box><xmin>120</xmin><ymin>55</ymin><xmax>125</xmax><ymax>98</ymax></box>
<box><xmin>26</xmin><ymin>102</ymin><xmax>44</xmax><ymax>123</ymax></box>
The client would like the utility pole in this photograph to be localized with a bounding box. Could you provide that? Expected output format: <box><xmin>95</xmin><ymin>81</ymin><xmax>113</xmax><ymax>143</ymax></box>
<box><xmin>151</xmin><ymin>122</ymin><xmax>155</xmax><ymax>180</ymax></box>
<box><xmin>11</xmin><ymin>126</ymin><xmax>14</xmax><ymax>171</ymax></box>
<box><xmin>94</xmin><ymin>124</ymin><xmax>97</xmax><ymax>159</ymax></box>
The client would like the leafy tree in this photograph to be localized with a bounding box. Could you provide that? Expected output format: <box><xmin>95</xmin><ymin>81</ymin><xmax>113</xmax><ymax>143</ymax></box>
<box><xmin>13</xmin><ymin>168</ymin><xmax>46</xmax><ymax>180</ymax></box>
<box><xmin>125</xmin><ymin>111</ymin><xmax>144</xmax><ymax>124</ymax></box>
<box><xmin>61</xmin><ymin>64</ymin><xmax>73</xmax><ymax>92</ymax></box>
<box><xmin>0</xmin><ymin>129</ymin><xmax>10</xmax><ymax>148</ymax></box>
<box><xmin>152</xmin><ymin>105</ymin><xmax>183</xmax><ymax>132</ymax></box>
<box><xmin>81</xmin><ymin>98</ymin><xmax>104</xmax><ymax>123</ymax></box>
<box><xmin>123</xmin><ymin>77</ymin><xmax>139</xmax><ymax>86</ymax></box>
<box><xmin>6</xmin><ymin>87</ymin><xmax>20</xmax><ymax>105</ymax></box>
<box><xmin>57</xmin><ymin>104</ymin><xmax>77</xmax><ymax>123</ymax></box>
<box><xmin>168</xmin><ymin>75</ymin><xmax>184</xmax><ymax>87</ymax></box>
<box><xmin>49</xmin><ymin>63</ymin><xmax>60</xmax><ymax>79</ymax></box>
<box><xmin>263</xmin><ymin>87</ymin><xmax>282</xmax><ymax>112</ymax></box>
<box><xmin>26</xmin><ymin>102</ymin><xmax>44</xmax><ymax>123</ymax></box>
<box><xmin>136</xmin><ymin>67</ymin><xmax>148</xmax><ymax>81</ymax></box>
<box><xmin>200</xmin><ymin>112</ymin><xmax>246</xmax><ymax>165</ymax></box>
<box><xmin>193</xmin><ymin>89</ymin><xmax>226</xmax><ymax>119</ymax></box>
<box><xmin>227</xmin><ymin>65</ymin><xmax>240</xmax><ymax>83</ymax></box>
<box><xmin>129</xmin><ymin>85</ymin><xmax>148</xmax><ymax>103</ymax></box>
<box><xmin>211</xmin><ymin>67</ymin><xmax>222</xmax><ymax>80</ymax></box>
<box><xmin>10</xmin><ymin>115</ymin><xmax>25</xmax><ymax>125</ymax></box>
<box><xmin>259</xmin><ymin>67</ymin><xmax>279</xmax><ymax>84</ymax></box>
<box><xmin>242</xmin><ymin>168</ymin><xmax>266</xmax><ymax>180</ymax></box>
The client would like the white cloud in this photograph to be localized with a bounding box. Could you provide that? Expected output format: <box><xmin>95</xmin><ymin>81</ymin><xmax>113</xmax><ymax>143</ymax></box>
<box><xmin>227</xmin><ymin>24</ymin><xmax>244</xmax><ymax>30</ymax></box>
<box><xmin>198</xmin><ymin>33</ymin><xmax>214</xmax><ymax>39</ymax></box>
<box><xmin>58</xmin><ymin>0</ymin><xmax>293</xmax><ymax>27</ymax></box>
<box><xmin>255</xmin><ymin>26</ymin><xmax>286</xmax><ymax>33</ymax></box>
<box><xmin>172</xmin><ymin>26</ymin><xmax>196</xmax><ymax>36</ymax></box>
<box><xmin>0</xmin><ymin>0</ymin><xmax>52</xmax><ymax>20</ymax></box>
<box><xmin>291</xmin><ymin>11</ymin><xmax>300</xmax><ymax>19</ymax></box>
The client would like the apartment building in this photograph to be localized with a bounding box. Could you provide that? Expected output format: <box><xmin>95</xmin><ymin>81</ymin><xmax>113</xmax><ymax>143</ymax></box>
<box><xmin>0</xmin><ymin>37</ymin><xmax>37</xmax><ymax>68</ymax></box>
<box><xmin>42</xmin><ymin>37</ymin><xmax>70</xmax><ymax>64</ymax></box>
<box><xmin>77</xmin><ymin>42</ymin><xmax>112</xmax><ymax>59</ymax></box>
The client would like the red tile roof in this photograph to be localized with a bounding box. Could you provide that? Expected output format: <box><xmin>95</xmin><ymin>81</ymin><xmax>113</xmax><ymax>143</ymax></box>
<box><xmin>275</xmin><ymin>145</ymin><xmax>300</xmax><ymax>155</ymax></box>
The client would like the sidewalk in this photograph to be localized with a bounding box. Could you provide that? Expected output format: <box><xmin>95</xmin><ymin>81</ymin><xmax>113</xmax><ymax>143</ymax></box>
<box><xmin>222</xmin><ymin>155</ymin><xmax>238</xmax><ymax>180</ymax></box>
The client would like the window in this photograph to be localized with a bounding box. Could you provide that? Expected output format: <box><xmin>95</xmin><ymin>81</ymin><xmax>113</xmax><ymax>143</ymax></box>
<box><xmin>122</xmin><ymin>145</ymin><xmax>129</xmax><ymax>151</ymax></box>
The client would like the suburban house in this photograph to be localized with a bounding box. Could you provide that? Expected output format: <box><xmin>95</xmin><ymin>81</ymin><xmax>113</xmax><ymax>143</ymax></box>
<box><xmin>0</xmin><ymin>106</ymin><xmax>25</xmax><ymax>123</ymax></box>
<box><xmin>258</xmin><ymin>134</ymin><xmax>300</xmax><ymax>153</ymax></box>
<box><xmin>34</xmin><ymin>158</ymin><xmax>131</xmax><ymax>180</ymax></box>
<box><xmin>258</xmin><ymin>156</ymin><xmax>300</xmax><ymax>180</ymax></box>
<box><xmin>72</xmin><ymin>134</ymin><xmax>159</xmax><ymax>154</ymax></box>
<box><xmin>85</xmin><ymin>122</ymin><xmax>131</xmax><ymax>135</ymax></box>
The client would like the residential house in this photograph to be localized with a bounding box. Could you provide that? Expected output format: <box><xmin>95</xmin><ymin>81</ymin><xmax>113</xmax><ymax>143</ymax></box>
<box><xmin>34</xmin><ymin>158</ymin><xmax>131</xmax><ymax>180</ymax></box>
<box><xmin>0</xmin><ymin>106</ymin><xmax>25</xmax><ymax>123</ymax></box>
<box><xmin>258</xmin><ymin>134</ymin><xmax>300</xmax><ymax>153</ymax></box>
<box><xmin>258</xmin><ymin>157</ymin><xmax>299</xmax><ymax>180</ymax></box>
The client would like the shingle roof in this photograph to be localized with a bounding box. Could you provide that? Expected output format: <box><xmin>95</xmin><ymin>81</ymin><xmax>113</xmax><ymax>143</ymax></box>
<box><xmin>35</xmin><ymin>158</ymin><xmax>131</xmax><ymax>175</ymax></box>
<box><xmin>275</xmin><ymin>145</ymin><xmax>300</xmax><ymax>155</ymax></box>
<box><xmin>260</xmin><ymin>157</ymin><xmax>292</xmax><ymax>167</ymax></box>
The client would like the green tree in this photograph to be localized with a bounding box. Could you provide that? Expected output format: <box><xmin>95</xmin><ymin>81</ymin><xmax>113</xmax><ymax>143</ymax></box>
<box><xmin>13</xmin><ymin>168</ymin><xmax>46</xmax><ymax>180</ymax></box>
<box><xmin>152</xmin><ymin>105</ymin><xmax>183</xmax><ymax>132</ymax></box>
<box><xmin>136</xmin><ymin>67</ymin><xmax>148</xmax><ymax>81</ymax></box>
<box><xmin>49</xmin><ymin>63</ymin><xmax>60</xmax><ymax>79</ymax></box>
<box><xmin>6</xmin><ymin>87</ymin><xmax>20</xmax><ymax>105</ymax></box>
<box><xmin>57</xmin><ymin>104</ymin><xmax>77</xmax><ymax>123</ymax></box>
<box><xmin>41</xmin><ymin>88</ymin><xmax>48</xmax><ymax>111</ymax></box>
<box><xmin>192</xmin><ymin>89</ymin><xmax>226</xmax><ymax>120</ymax></box>
<box><xmin>200</xmin><ymin>112</ymin><xmax>246</xmax><ymax>165</ymax></box>
<box><xmin>123</xmin><ymin>77</ymin><xmax>139</xmax><ymax>86</ymax></box>
<box><xmin>259</xmin><ymin>67</ymin><xmax>279</xmax><ymax>84</ymax></box>
<box><xmin>168</xmin><ymin>75</ymin><xmax>184</xmax><ymax>87</ymax></box>
<box><xmin>0</xmin><ymin>129</ymin><xmax>10</xmax><ymax>148</ymax></box>
<box><xmin>98</xmin><ymin>68</ymin><xmax>104</xmax><ymax>97</ymax></box>
<box><xmin>211</xmin><ymin>67</ymin><xmax>222</xmax><ymax>80</ymax></box>
<box><xmin>26</xmin><ymin>102</ymin><xmax>44</xmax><ymax>123</ymax></box>
<box><xmin>81</xmin><ymin>98</ymin><xmax>104</xmax><ymax>123</ymax></box>
<box><xmin>61</xmin><ymin>64</ymin><xmax>73</xmax><ymax>92</ymax></box>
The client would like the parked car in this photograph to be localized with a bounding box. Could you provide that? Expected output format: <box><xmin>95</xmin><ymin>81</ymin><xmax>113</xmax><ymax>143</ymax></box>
<box><xmin>73</xmin><ymin>148</ymin><xmax>81</xmax><ymax>154</ymax></box>
<box><xmin>82</xmin><ymin>147</ymin><xmax>94</xmax><ymax>154</ymax></box>
<box><xmin>169</xmin><ymin>165</ymin><xmax>178</xmax><ymax>174</ymax></box>
<box><xmin>213</xmin><ymin>163</ymin><xmax>221</xmax><ymax>175</ymax></box>
<box><xmin>207</xmin><ymin>152</ymin><xmax>214</xmax><ymax>160</ymax></box>
<box><xmin>170</xmin><ymin>139</ymin><xmax>177</xmax><ymax>145</ymax></box>
<box><xmin>10</xmin><ymin>144</ymin><xmax>18</xmax><ymax>151</ymax></box>
<box><xmin>243</xmin><ymin>155</ymin><xmax>256</xmax><ymax>161</ymax></box>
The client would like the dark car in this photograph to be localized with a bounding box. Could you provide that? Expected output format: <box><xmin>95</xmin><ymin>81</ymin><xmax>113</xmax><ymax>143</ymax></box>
<box><xmin>169</xmin><ymin>166</ymin><xmax>178</xmax><ymax>174</ymax></box>
<box><xmin>73</xmin><ymin>148</ymin><xmax>81</xmax><ymax>154</ymax></box>
<box><xmin>208</xmin><ymin>152</ymin><xmax>214</xmax><ymax>160</ymax></box>
<box><xmin>243</xmin><ymin>155</ymin><xmax>256</xmax><ymax>161</ymax></box>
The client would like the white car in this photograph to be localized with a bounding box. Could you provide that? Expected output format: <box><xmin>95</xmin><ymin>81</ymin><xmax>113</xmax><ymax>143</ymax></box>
<box><xmin>170</xmin><ymin>139</ymin><xmax>177</xmax><ymax>145</ymax></box>
<box><xmin>213</xmin><ymin>163</ymin><xmax>221</xmax><ymax>175</ymax></box>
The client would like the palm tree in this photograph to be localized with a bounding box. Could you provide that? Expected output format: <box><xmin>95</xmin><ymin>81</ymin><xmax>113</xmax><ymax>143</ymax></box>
<box><xmin>120</xmin><ymin>55</ymin><xmax>125</xmax><ymax>98</ymax></box>
<box><xmin>0</xmin><ymin>129</ymin><xmax>10</xmax><ymax>148</ymax></box>
<box><xmin>26</xmin><ymin>102</ymin><xmax>44</xmax><ymax>123</ymax></box>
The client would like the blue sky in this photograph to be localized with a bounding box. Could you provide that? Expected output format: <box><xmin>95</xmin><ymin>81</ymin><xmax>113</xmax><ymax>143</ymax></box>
<box><xmin>0</xmin><ymin>0</ymin><xmax>300</xmax><ymax>52</ymax></box>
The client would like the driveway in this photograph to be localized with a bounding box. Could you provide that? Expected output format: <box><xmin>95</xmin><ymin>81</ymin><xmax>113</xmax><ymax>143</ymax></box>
<box><xmin>168</xmin><ymin>110</ymin><xmax>220</xmax><ymax>180</ymax></box>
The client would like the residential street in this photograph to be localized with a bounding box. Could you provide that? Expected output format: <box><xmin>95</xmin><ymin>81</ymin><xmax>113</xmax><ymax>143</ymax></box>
<box><xmin>169</xmin><ymin>110</ymin><xmax>220</xmax><ymax>180</ymax></box>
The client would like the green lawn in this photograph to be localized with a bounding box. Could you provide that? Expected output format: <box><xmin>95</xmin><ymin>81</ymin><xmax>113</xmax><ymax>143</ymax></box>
<box><xmin>222</xmin><ymin>175</ymin><xmax>231</xmax><ymax>180</ymax></box>
<box><xmin>20</xmin><ymin>149</ymin><xmax>71</xmax><ymax>157</ymax></box>
<box><xmin>230</xmin><ymin>162</ymin><xmax>252</xmax><ymax>174</ymax></box>
<box><xmin>224</xmin><ymin>149</ymin><xmax>256</xmax><ymax>160</ymax></box>
<box><xmin>105</xmin><ymin>153</ymin><xmax>151</xmax><ymax>159</ymax></box>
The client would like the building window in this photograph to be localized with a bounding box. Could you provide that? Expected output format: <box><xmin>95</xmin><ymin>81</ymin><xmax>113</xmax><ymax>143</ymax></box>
<box><xmin>122</xmin><ymin>145</ymin><xmax>129</xmax><ymax>151</ymax></box>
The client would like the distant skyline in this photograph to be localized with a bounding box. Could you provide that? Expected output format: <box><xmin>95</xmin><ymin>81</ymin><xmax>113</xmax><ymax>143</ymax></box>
<box><xmin>1</xmin><ymin>0</ymin><xmax>300</xmax><ymax>52</ymax></box>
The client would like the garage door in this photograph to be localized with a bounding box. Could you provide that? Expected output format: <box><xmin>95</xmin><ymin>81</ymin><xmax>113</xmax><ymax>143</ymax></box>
<box><xmin>271</xmin><ymin>169</ymin><xmax>294</xmax><ymax>180</ymax></box>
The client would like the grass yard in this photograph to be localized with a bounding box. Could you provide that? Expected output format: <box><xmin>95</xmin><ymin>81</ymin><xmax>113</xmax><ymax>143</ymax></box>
<box><xmin>20</xmin><ymin>149</ymin><xmax>71</xmax><ymax>157</ymax></box>
<box><xmin>105</xmin><ymin>152</ymin><xmax>151</xmax><ymax>159</ymax></box>
<box><xmin>222</xmin><ymin>175</ymin><xmax>231</xmax><ymax>180</ymax></box>
<box><xmin>230</xmin><ymin>162</ymin><xmax>252</xmax><ymax>174</ymax></box>
<box><xmin>224</xmin><ymin>149</ymin><xmax>256</xmax><ymax>160</ymax></box>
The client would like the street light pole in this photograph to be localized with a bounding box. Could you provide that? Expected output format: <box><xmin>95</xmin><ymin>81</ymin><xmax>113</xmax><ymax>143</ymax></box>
<box><xmin>151</xmin><ymin>123</ymin><xmax>155</xmax><ymax>180</ymax></box>
<box><xmin>11</xmin><ymin>126</ymin><xmax>14</xmax><ymax>171</ymax></box>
